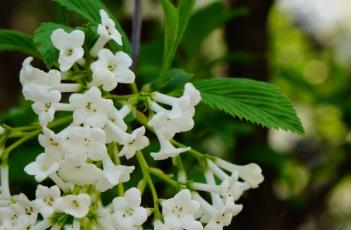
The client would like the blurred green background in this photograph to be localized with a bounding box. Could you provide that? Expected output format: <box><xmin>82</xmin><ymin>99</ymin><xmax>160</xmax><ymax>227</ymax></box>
<box><xmin>1</xmin><ymin>0</ymin><xmax>351</xmax><ymax>229</ymax></box>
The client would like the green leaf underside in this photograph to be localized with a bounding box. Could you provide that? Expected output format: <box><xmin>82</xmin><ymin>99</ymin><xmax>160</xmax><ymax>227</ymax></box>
<box><xmin>0</xmin><ymin>29</ymin><xmax>39</xmax><ymax>57</ymax></box>
<box><xmin>52</xmin><ymin>0</ymin><xmax>131</xmax><ymax>54</ymax></box>
<box><xmin>195</xmin><ymin>78</ymin><xmax>304</xmax><ymax>134</ymax></box>
<box><xmin>33</xmin><ymin>23</ymin><xmax>72</xmax><ymax>69</ymax></box>
<box><xmin>160</xmin><ymin>68</ymin><xmax>193</xmax><ymax>93</ymax></box>
<box><xmin>159</xmin><ymin>0</ymin><xmax>195</xmax><ymax>83</ymax></box>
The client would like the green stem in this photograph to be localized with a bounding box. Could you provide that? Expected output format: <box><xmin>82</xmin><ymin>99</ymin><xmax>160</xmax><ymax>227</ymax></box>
<box><xmin>1</xmin><ymin>116</ymin><xmax>72</xmax><ymax>159</ymax></box>
<box><xmin>135</xmin><ymin>151</ymin><xmax>161</xmax><ymax>219</ymax></box>
<box><xmin>111</xmin><ymin>143</ymin><xmax>124</xmax><ymax>196</ymax></box>
<box><xmin>149</xmin><ymin>167</ymin><xmax>180</xmax><ymax>189</ymax></box>
<box><xmin>170</xmin><ymin>139</ymin><xmax>207</xmax><ymax>160</ymax></box>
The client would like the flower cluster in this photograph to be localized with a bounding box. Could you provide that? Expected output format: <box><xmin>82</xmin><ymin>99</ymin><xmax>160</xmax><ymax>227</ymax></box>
<box><xmin>0</xmin><ymin>9</ymin><xmax>264</xmax><ymax>229</ymax></box>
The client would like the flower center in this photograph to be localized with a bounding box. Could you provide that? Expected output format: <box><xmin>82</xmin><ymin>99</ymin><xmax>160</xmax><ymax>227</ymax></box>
<box><xmin>44</xmin><ymin>103</ymin><xmax>52</xmax><ymax>112</ymax></box>
<box><xmin>66</xmin><ymin>48</ymin><xmax>74</xmax><ymax>56</ymax></box>
<box><xmin>171</xmin><ymin>205</ymin><xmax>183</xmax><ymax>218</ymax></box>
<box><xmin>44</xmin><ymin>196</ymin><xmax>55</xmax><ymax>206</ymax></box>
<box><xmin>25</xmin><ymin>206</ymin><xmax>34</xmax><ymax>216</ymax></box>
<box><xmin>72</xmin><ymin>199</ymin><xmax>80</xmax><ymax>208</ymax></box>
<box><xmin>107</xmin><ymin>63</ymin><xmax>116</xmax><ymax>72</ymax></box>
<box><xmin>123</xmin><ymin>207</ymin><xmax>134</xmax><ymax>217</ymax></box>
<box><xmin>49</xmin><ymin>138</ymin><xmax>59</xmax><ymax>147</ymax></box>
<box><xmin>85</xmin><ymin>102</ymin><xmax>97</xmax><ymax>112</ymax></box>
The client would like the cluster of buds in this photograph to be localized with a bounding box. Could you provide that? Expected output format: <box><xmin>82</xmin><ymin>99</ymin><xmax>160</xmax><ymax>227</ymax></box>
<box><xmin>0</xmin><ymin>9</ymin><xmax>264</xmax><ymax>230</ymax></box>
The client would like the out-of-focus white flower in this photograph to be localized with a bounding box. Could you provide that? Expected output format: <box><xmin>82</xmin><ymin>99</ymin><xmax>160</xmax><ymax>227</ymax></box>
<box><xmin>0</xmin><ymin>204</ymin><xmax>29</xmax><ymax>228</ymax></box>
<box><xmin>58</xmin><ymin>153</ymin><xmax>102</xmax><ymax>185</ymax></box>
<box><xmin>153</xmin><ymin>220</ymin><xmax>170</xmax><ymax>230</ymax></box>
<box><xmin>203</xmin><ymin>200</ymin><xmax>242</xmax><ymax>230</ymax></box>
<box><xmin>119</xmin><ymin>127</ymin><xmax>149</xmax><ymax>159</ymax></box>
<box><xmin>69</xmin><ymin>86</ymin><xmax>114</xmax><ymax>128</ymax></box>
<box><xmin>219</xmin><ymin>172</ymin><xmax>250</xmax><ymax>202</ymax></box>
<box><xmin>151</xmin><ymin>132</ymin><xmax>190</xmax><ymax>160</ymax></box>
<box><xmin>31</xmin><ymin>89</ymin><xmax>61</xmax><ymax>126</ymax></box>
<box><xmin>63</xmin><ymin>126</ymin><xmax>107</xmax><ymax>161</ymax></box>
<box><xmin>24</xmin><ymin>152</ymin><xmax>60</xmax><ymax>182</ymax></box>
<box><xmin>212</xmin><ymin>159</ymin><xmax>264</xmax><ymax>188</ymax></box>
<box><xmin>51</xmin><ymin>29</ymin><xmax>85</xmax><ymax>72</ymax></box>
<box><xmin>96</xmin><ymin>207</ymin><xmax>115</xmax><ymax>230</ymax></box>
<box><xmin>90</xmin><ymin>9</ymin><xmax>123</xmax><ymax>56</ymax></box>
<box><xmin>15</xmin><ymin>193</ymin><xmax>39</xmax><ymax>225</ymax></box>
<box><xmin>161</xmin><ymin>189</ymin><xmax>202</xmax><ymax>230</ymax></box>
<box><xmin>54</xmin><ymin>193</ymin><xmax>91</xmax><ymax>218</ymax></box>
<box><xmin>112</xmin><ymin>187</ymin><xmax>147</xmax><ymax>229</ymax></box>
<box><xmin>0</xmin><ymin>126</ymin><xmax>4</xmax><ymax>135</ymax></box>
<box><xmin>91</xmin><ymin>49</ymin><xmax>135</xmax><ymax>91</ymax></box>
<box><xmin>35</xmin><ymin>185</ymin><xmax>61</xmax><ymax>218</ymax></box>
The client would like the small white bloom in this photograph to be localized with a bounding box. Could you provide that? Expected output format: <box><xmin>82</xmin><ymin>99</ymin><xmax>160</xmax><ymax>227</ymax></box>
<box><xmin>151</xmin><ymin>132</ymin><xmax>190</xmax><ymax>160</ymax></box>
<box><xmin>91</xmin><ymin>49</ymin><xmax>135</xmax><ymax>91</ymax></box>
<box><xmin>96</xmin><ymin>207</ymin><xmax>115</xmax><ymax>230</ymax></box>
<box><xmin>148</xmin><ymin>110</ymin><xmax>194</xmax><ymax>140</ymax></box>
<box><xmin>104</xmin><ymin>105</ymin><xmax>130</xmax><ymax>143</ymax></box>
<box><xmin>214</xmin><ymin>159</ymin><xmax>264</xmax><ymax>188</ymax></box>
<box><xmin>153</xmin><ymin>220</ymin><xmax>170</xmax><ymax>230</ymax></box>
<box><xmin>112</xmin><ymin>187</ymin><xmax>147</xmax><ymax>229</ymax></box>
<box><xmin>31</xmin><ymin>89</ymin><xmax>61</xmax><ymax>125</ymax></box>
<box><xmin>51</xmin><ymin>29</ymin><xmax>85</xmax><ymax>72</ymax></box>
<box><xmin>98</xmin><ymin>9</ymin><xmax>122</xmax><ymax>45</ymax></box>
<box><xmin>105</xmin><ymin>120</ymin><xmax>131</xmax><ymax>144</ymax></box>
<box><xmin>0</xmin><ymin>204</ymin><xmax>28</xmax><ymax>228</ymax></box>
<box><xmin>119</xmin><ymin>127</ymin><xmax>149</xmax><ymax>159</ymax></box>
<box><xmin>162</xmin><ymin>189</ymin><xmax>202</xmax><ymax>230</ymax></box>
<box><xmin>219</xmin><ymin>172</ymin><xmax>250</xmax><ymax>202</ymax></box>
<box><xmin>38</xmin><ymin>127</ymin><xmax>65</xmax><ymax>155</ymax></box>
<box><xmin>96</xmin><ymin>154</ymin><xmax>135</xmax><ymax>192</ymax></box>
<box><xmin>69</xmin><ymin>87</ymin><xmax>114</xmax><ymax>128</ymax></box>
<box><xmin>24</xmin><ymin>152</ymin><xmax>60</xmax><ymax>182</ymax></box>
<box><xmin>58</xmin><ymin>153</ymin><xmax>102</xmax><ymax>185</ymax></box>
<box><xmin>35</xmin><ymin>185</ymin><xmax>61</xmax><ymax>218</ymax></box>
<box><xmin>14</xmin><ymin>194</ymin><xmax>39</xmax><ymax>225</ymax></box>
<box><xmin>204</xmin><ymin>200</ymin><xmax>242</xmax><ymax>230</ymax></box>
<box><xmin>183</xmin><ymin>83</ymin><xmax>202</xmax><ymax>107</ymax></box>
<box><xmin>54</xmin><ymin>193</ymin><xmax>91</xmax><ymax>218</ymax></box>
<box><xmin>63</xmin><ymin>126</ymin><xmax>107</xmax><ymax>161</ymax></box>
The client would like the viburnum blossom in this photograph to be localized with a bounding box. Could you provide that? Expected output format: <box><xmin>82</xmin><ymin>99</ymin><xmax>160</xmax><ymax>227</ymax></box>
<box><xmin>0</xmin><ymin>5</ymin><xmax>265</xmax><ymax>229</ymax></box>
<box><xmin>51</xmin><ymin>29</ymin><xmax>85</xmax><ymax>72</ymax></box>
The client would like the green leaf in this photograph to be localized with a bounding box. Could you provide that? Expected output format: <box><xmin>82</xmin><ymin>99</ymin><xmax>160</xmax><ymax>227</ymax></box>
<box><xmin>160</xmin><ymin>68</ymin><xmax>193</xmax><ymax>93</ymax></box>
<box><xmin>183</xmin><ymin>3</ymin><xmax>248</xmax><ymax>55</ymax></box>
<box><xmin>33</xmin><ymin>23</ymin><xmax>72</xmax><ymax>69</ymax></box>
<box><xmin>158</xmin><ymin>0</ymin><xmax>195</xmax><ymax>85</ymax></box>
<box><xmin>0</xmin><ymin>29</ymin><xmax>39</xmax><ymax>57</ymax></box>
<box><xmin>52</xmin><ymin>0</ymin><xmax>131</xmax><ymax>54</ymax></box>
<box><xmin>194</xmin><ymin>78</ymin><xmax>304</xmax><ymax>134</ymax></box>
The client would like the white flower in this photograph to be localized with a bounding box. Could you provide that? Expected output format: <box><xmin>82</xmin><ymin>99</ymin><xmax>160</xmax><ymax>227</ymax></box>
<box><xmin>31</xmin><ymin>89</ymin><xmax>61</xmax><ymax>125</ymax></box>
<box><xmin>14</xmin><ymin>193</ymin><xmax>39</xmax><ymax>225</ymax></box>
<box><xmin>38</xmin><ymin>127</ymin><xmax>65</xmax><ymax>155</ymax></box>
<box><xmin>20</xmin><ymin>57</ymin><xmax>61</xmax><ymax>101</ymax></box>
<box><xmin>119</xmin><ymin>127</ymin><xmax>149</xmax><ymax>159</ymax></box>
<box><xmin>35</xmin><ymin>185</ymin><xmax>61</xmax><ymax>218</ymax></box>
<box><xmin>148</xmin><ymin>111</ymin><xmax>194</xmax><ymax>140</ymax></box>
<box><xmin>161</xmin><ymin>189</ymin><xmax>202</xmax><ymax>230</ymax></box>
<box><xmin>58</xmin><ymin>153</ymin><xmax>102</xmax><ymax>185</ymax></box>
<box><xmin>63</xmin><ymin>126</ymin><xmax>107</xmax><ymax>161</ymax></box>
<box><xmin>112</xmin><ymin>187</ymin><xmax>147</xmax><ymax>229</ymax></box>
<box><xmin>91</xmin><ymin>49</ymin><xmax>135</xmax><ymax>91</ymax></box>
<box><xmin>183</xmin><ymin>83</ymin><xmax>202</xmax><ymax>107</ymax></box>
<box><xmin>203</xmin><ymin>200</ymin><xmax>242</xmax><ymax>230</ymax></box>
<box><xmin>96</xmin><ymin>208</ymin><xmax>115</xmax><ymax>230</ymax></box>
<box><xmin>153</xmin><ymin>220</ymin><xmax>170</xmax><ymax>230</ymax></box>
<box><xmin>69</xmin><ymin>86</ymin><xmax>114</xmax><ymax>128</ymax></box>
<box><xmin>96</xmin><ymin>154</ymin><xmax>135</xmax><ymax>192</ymax></box>
<box><xmin>104</xmin><ymin>105</ymin><xmax>130</xmax><ymax>143</ymax></box>
<box><xmin>51</xmin><ymin>29</ymin><xmax>85</xmax><ymax>72</ymax></box>
<box><xmin>151</xmin><ymin>132</ymin><xmax>190</xmax><ymax>160</ymax></box>
<box><xmin>24</xmin><ymin>152</ymin><xmax>60</xmax><ymax>182</ymax></box>
<box><xmin>220</xmin><ymin>172</ymin><xmax>250</xmax><ymax>202</ymax></box>
<box><xmin>0</xmin><ymin>204</ymin><xmax>28</xmax><ymax>228</ymax></box>
<box><xmin>213</xmin><ymin>159</ymin><xmax>264</xmax><ymax>188</ymax></box>
<box><xmin>105</xmin><ymin>120</ymin><xmax>131</xmax><ymax>144</ymax></box>
<box><xmin>54</xmin><ymin>193</ymin><xmax>91</xmax><ymax>218</ymax></box>
<box><xmin>98</xmin><ymin>10</ymin><xmax>122</xmax><ymax>45</ymax></box>
<box><xmin>90</xmin><ymin>10</ymin><xmax>123</xmax><ymax>56</ymax></box>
